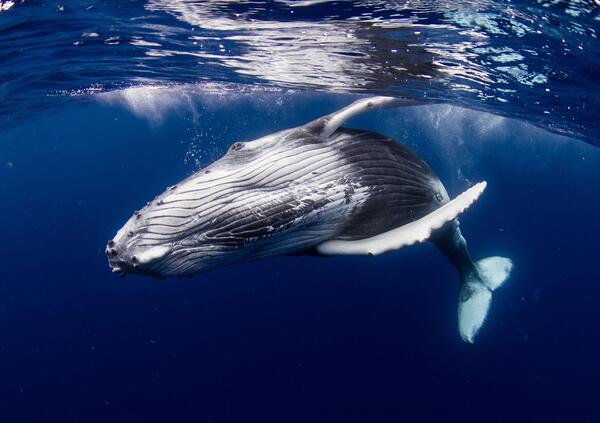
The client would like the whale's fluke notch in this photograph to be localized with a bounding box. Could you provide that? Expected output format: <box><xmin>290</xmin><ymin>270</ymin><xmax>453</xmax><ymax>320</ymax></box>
<box><xmin>305</xmin><ymin>96</ymin><xmax>421</xmax><ymax>139</ymax></box>
<box><xmin>315</xmin><ymin>182</ymin><xmax>487</xmax><ymax>256</ymax></box>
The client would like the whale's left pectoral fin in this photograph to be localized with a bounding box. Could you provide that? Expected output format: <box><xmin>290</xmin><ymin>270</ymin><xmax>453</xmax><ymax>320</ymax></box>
<box><xmin>316</xmin><ymin>182</ymin><xmax>487</xmax><ymax>256</ymax></box>
<box><xmin>305</xmin><ymin>96</ymin><xmax>422</xmax><ymax>139</ymax></box>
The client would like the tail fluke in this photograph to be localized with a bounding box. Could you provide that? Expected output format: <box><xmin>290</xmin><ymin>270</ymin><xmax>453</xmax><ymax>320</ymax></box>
<box><xmin>458</xmin><ymin>256</ymin><xmax>513</xmax><ymax>343</ymax></box>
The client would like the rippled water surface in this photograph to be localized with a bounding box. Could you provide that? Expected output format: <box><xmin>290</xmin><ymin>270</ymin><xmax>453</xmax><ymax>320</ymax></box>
<box><xmin>1</xmin><ymin>0</ymin><xmax>599</xmax><ymax>143</ymax></box>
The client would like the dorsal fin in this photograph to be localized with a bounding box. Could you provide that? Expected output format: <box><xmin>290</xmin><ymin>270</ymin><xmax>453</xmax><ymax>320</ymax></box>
<box><xmin>304</xmin><ymin>96</ymin><xmax>421</xmax><ymax>139</ymax></box>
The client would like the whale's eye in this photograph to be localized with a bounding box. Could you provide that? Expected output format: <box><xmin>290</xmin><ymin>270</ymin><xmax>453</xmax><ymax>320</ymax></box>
<box><xmin>228</xmin><ymin>142</ymin><xmax>244</xmax><ymax>153</ymax></box>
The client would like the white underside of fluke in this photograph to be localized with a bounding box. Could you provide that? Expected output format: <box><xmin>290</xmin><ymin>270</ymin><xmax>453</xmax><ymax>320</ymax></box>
<box><xmin>458</xmin><ymin>281</ymin><xmax>493</xmax><ymax>343</ymax></box>
<box><xmin>316</xmin><ymin>181</ymin><xmax>487</xmax><ymax>256</ymax></box>
<box><xmin>458</xmin><ymin>256</ymin><xmax>513</xmax><ymax>343</ymax></box>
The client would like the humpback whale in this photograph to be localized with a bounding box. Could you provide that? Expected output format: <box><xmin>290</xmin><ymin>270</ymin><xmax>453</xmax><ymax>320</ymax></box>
<box><xmin>106</xmin><ymin>97</ymin><xmax>513</xmax><ymax>343</ymax></box>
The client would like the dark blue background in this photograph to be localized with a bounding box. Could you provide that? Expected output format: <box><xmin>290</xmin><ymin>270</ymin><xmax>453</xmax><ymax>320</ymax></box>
<box><xmin>0</xmin><ymin>94</ymin><xmax>599</xmax><ymax>422</ymax></box>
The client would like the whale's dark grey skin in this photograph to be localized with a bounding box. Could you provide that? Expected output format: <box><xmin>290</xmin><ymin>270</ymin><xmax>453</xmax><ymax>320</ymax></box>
<box><xmin>106</xmin><ymin>97</ymin><xmax>513</xmax><ymax>343</ymax></box>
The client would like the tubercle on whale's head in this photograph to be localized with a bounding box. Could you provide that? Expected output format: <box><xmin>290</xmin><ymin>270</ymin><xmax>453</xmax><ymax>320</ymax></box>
<box><xmin>106</xmin><ymin>234</ymin><xmax>171</xmax><ymax>278</ymax></box>
<box><xmin>105</xmin><ymin>211</ymin><xmax>175</xmax><ymax>278</ymax></box>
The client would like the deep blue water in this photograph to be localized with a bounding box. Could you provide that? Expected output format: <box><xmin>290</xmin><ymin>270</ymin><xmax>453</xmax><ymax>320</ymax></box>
<box><xmin>1</xmin><ymin>1</ymin><xmax>600</xmax><ymax>422</ymax></box>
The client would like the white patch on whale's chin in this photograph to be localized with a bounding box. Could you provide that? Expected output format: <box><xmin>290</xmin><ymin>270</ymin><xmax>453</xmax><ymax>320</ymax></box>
<box><xmin>136</xmin><ymin>245</ymin><xmax>171</xmax><ymax>265</ymax></box>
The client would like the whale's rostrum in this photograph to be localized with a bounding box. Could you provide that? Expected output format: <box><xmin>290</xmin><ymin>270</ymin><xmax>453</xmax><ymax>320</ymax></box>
<box><xmin>107</xmin><ymin>96</ymin><xmax>513</xmax><ymax>343</ymax></box>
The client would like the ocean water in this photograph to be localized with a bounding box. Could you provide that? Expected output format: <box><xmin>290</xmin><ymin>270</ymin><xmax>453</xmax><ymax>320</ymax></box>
<box><xmin>1</xmin><ymin>1</ymin><xmax>599</xmax><ymax>422</ymax></box>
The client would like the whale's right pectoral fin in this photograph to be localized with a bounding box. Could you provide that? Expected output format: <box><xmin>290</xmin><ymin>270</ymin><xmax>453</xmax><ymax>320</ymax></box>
<box><xmin>304</xmin><ymin>96</ymin><xmax>422</xmax><ymax>140</ymax></box>
<box><xmin>316</xmin><ymin>182</ymin><xmax>487</xmax><ymax>256</ymax></box>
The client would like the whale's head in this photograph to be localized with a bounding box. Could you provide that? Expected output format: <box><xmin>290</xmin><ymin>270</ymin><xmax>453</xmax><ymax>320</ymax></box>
<box><xmin>105</xmin><ymin>197</ymin><xmax>222</xmax><ymax>278</ymax></box>
<box><xmin>106</xmin><ymin>129</ymin><xmax>306</xmax><ymax>278</ymax></box>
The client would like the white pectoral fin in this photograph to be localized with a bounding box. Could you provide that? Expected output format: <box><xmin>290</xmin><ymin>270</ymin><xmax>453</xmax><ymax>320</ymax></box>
<box><xmin>309</xmin><ymin>96</ymin><xmax>421</xmax><ymax>139</ymax></box>
<box><xmin>316</xmin><ymin>181</ymin><xmax>487</xmax><ymax>256</ymax></box>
